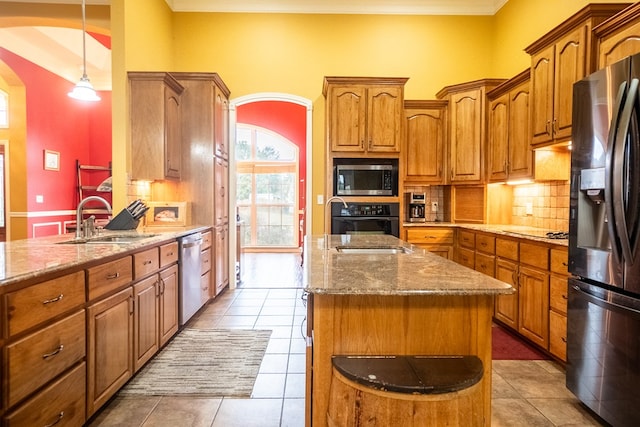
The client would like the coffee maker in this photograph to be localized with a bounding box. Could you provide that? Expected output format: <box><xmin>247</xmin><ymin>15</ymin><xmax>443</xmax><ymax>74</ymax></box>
<box><xmin>406</xmin><ymin>192</ymin><xmax>426</xmax><ymax>222</ymax></box>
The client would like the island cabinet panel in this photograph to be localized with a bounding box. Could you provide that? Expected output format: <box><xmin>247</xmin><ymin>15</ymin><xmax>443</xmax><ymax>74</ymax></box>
<box><xmin>86</xmin><ymin>256</ymin><xmax>133</xmax><ymax>301</ymax></box>
<box><xmin>4</xmin><ymin>270</ymin><xmax>85</xmax><ymax>337</ymax></box>
<box><xmin>4</xmin><ymin>310</ymin><xmax>85</xmax><ymax>409</ymax></box>
<box><xmin>3</xmin><ymin>362</ymin><xmax>86</xmax><ymax>427</ymax></box>
<box><xmin>323</xmin><ymin>77</ymin><xmax>408</xmax><ymax>155</ymax></box>
<box><xmin>403</xmin><ymin>100</ymin><xmax>448</xmax><ymax>185</ymax></box>
<box><xmin>87</xmin><ymin>286</ymin><xmax>134</xmax><ymax>417</ymax></box>
<box><xmin>310</xmin><ymin>294</ymin><xmax>494</xmax><ymax>427</ymax></box>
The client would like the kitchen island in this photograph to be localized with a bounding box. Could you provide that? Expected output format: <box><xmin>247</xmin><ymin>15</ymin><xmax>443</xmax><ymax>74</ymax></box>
<box><xmin>303</xmin><ymin>234</ymin><xmax>513</xmax><ymax>427</ymax></box>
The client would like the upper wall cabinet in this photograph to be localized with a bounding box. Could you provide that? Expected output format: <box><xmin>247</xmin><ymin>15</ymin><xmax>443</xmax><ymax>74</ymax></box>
<box><xmin>594</xmin><ymin>3</ymin><xmax>640</xmax><ymax>68</ymax></box>
<box><xmin>487</xmin><ymin>70</ymin><xmax>533</xmax><ymax>183</ymax></box>
<box><xmin>436</xmin><ymin>79</ymin><xmax>505</xmax><ymax>184</ymax></box>
<box><xmin>129</xmin><ymin>72</ymin><xmax>185</xmax><ymax>181</ymax></box>
<box><xmin>525</xmin><ymin>3</ymin><xmax>629</xmax><ymax>148</ymax></box>
<box><xmin>403</xmin><ymin>100</ymin><xmax>448</xmax><ymax>185</ymax></box>
<box><xmin>323</xmin><ymin>77</ymin><xmax>408</xmax><ymax>156</ymax></box>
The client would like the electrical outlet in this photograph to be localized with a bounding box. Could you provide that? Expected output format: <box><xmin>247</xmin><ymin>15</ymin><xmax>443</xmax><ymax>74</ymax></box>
<box><xmin>317</xmin><ymin>195</ymin><xmax>324</xmax><ymax>205</ymax></box>
<box><xmin>431</xmin><ymin>202</ymin><xmax>438</xmax><ymax>212</ymax></box>
<box><xmin>36</xmin><ymin>195</ymin><xmax>44</xmax><ymax>203</ymax></box>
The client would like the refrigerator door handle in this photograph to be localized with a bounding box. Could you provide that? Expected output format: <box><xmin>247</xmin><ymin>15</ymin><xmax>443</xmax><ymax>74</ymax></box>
<box><xmin>605</xmin><ymin>80</ymin><xmax>628</xmax><ymax>263</ymax></box>
<box><xmin>612</xmin><ymin>78</ymin><xmax>639</xmax><ymax>264</ymax></box>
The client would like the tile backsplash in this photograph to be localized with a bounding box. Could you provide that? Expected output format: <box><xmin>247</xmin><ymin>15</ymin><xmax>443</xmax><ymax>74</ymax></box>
<box><xmin>403</xmin><ymin>185</ymin><xmax>450</xmax><ymax>222</ymax></box>
<box><xmin>511</xmin><ymin>181</ymin><xmax>569</xmax><ymax>231</ymax></box>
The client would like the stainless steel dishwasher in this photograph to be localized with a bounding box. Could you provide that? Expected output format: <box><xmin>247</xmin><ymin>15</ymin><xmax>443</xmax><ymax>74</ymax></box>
<box><xmin>178</xmin><ymin>232</ymin><xmax>203</xmax><ymax>325</ymax></box>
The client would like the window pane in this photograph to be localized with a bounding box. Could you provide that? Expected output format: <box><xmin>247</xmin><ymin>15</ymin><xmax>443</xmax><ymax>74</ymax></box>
<box><xmin>236</xmin><ymin>173</ymin><xmax>253</xmax><ymax>204</ymax></box>
<box><xmin>256</xmin><ymin>130</ymin><xmax>296</xmax><ymax>161</ymax></box>
<box><xmin>236</xmin><ymin>127</ymin><xmax>252</xmax><ymax>160</ymax></box>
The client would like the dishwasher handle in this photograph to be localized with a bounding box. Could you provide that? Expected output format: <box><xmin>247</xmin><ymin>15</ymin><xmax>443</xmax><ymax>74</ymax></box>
<box><xmin>182</xmin><ymin>238</ymin><xmax>203</xmax><ymax>249</ymax></box>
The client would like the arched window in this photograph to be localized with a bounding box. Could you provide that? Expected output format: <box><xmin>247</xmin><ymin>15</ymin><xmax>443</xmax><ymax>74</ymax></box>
<box><xmin>236</xmin><ymin>124</ymin><xmax>298</xmax><ymax>248</ymax></box>
<box><xmin>0</xmin><ymin>90</ymin><xmax>8</xmax><ymax>128</ymax></box>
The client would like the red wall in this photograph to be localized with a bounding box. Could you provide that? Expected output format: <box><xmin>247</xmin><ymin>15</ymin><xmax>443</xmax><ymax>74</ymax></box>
<box><xmin>0</xmin><ymin>44</ymin><xmax>111</xmax><ymax>237</ymax></box>
<box><xmin>237</xmin><ymin>100</ymin><xmax>307</xmax><ymax>245</ymax></box>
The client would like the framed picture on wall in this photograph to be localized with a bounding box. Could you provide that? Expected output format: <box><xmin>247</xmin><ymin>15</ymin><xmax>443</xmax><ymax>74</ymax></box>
<box><xmin>44</xmin><ymin>149</ymin><xmax>59</xmax><ymax>171</ymax></box>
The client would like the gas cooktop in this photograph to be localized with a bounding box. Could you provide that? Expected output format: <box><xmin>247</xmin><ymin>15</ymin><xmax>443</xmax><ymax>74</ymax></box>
<box><xmin>505</xmin><ymin>229</ymin><xmax>569</xmax><ymax>240</ymax></box>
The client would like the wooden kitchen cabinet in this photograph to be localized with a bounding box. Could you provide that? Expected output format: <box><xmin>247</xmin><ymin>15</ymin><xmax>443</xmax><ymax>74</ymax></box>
<box><xmin>474</xmin><ymin>232</ymin><xmax>496</xmax><ymax>277</ymax></box>
<box><xmin>129</xmin><ymin>72</ymin><xmax>184</xmax><ymax>181</ymax></box>
<box><xmin>159</xmin><ymin>264</ymin><xmax>179</xmax><ymax>347</ymax></box>
<box><xmin>487</xmin><ymin>70</ymin><xmax>533</xmax><ymax>182</ymax></box>
<box><xmin>215</xmin><ymin>156</ymin><xmax>229</xmax><ymax>226</ymax></box>
<box><xmin>403</xmin><ymin>100</ymin><xmax>448</xmax><ymax>184</ymax></box>
<box><xmin>405</xmin><ymin>227</ymin><xmax>454</xmax><ymax>259</ymax></box>
<box><xmin>525</xmin><ymin>4</ymin><xmax>627</xmax><ymax>147</ymax></box>
<box><xmin>215</xmin><ymin>225</ymin><xmax>230</xmax><ymax>296</ymax></box>
<box><xmin>595</xmin><ymin>3</ymin><xmax>640</xmax><ymax>68</ymax></box>
<box><xmin>548</xmin><ymin>247</ymin><xmax>569</xmax><ymax>361</ymax></box>
<box><xmin>518</xmin><ymin>243</ymin><xmax>550</xmax><ymax>349</ymax></box>
<box><xmin>455</xmin><ymin>229</ymin><xmax>475</xmax><ymax>269</ymax></box>
<box><xmin>436</xmin><ymin>79</ymin><xmax>505</xmax><ymax>183</ymax></box>
<box><xmin>87</xmin><ymin>286</ymin><xmax>134</xmax><ymax>417</ymax></box>
<box><xmin>133</xmin><ymin>275</ymin><xmax>159</xmax><ymax>372</ymax></box>
<box><xmin>494</xmin><ymin>237</ymin><xmax>520</xmax><ymax>331</ymax></box>
<box><xmin>323</xmin><ymin>77</ymin><xmax>408</xmax><ymax>154</ymax></box>
<box><xmin>214</xmin><ymin>83</ymin><xmax>230</xmax><ymax>159</ymax></box>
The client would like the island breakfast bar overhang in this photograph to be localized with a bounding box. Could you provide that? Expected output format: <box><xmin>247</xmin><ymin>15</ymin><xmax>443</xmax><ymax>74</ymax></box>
<box><xmin>303</xmin><ymin>234</ymin><xmax>514</xmax><ymax>426</ymax></box>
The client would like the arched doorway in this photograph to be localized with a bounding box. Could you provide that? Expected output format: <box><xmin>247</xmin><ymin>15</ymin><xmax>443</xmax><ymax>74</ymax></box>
<box><xmin>229</xmin><ymin>93</ymin><xmax>313</xmax><ymax>288</ymax></box>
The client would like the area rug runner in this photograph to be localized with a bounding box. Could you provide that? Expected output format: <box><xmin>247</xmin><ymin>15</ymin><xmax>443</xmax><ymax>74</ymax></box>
<box><xmin>492</xmin><ymin>324</ymin><xmax>550</xmax><ymax>360</ymax></box>
<box><xmin>120</xmin><ymin>328</ymin><xmax>272</xmax><ymax>397</ymax></box>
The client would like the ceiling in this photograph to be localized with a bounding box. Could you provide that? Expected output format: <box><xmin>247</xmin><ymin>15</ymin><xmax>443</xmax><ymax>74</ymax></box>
<box><xmin>0</xmin><ymin>0</ymin><xmax>508</xmax><ymax>92</ymax></box>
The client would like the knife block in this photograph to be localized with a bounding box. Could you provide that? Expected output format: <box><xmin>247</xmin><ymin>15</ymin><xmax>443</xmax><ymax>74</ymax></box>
<box><xmin>105</xmin><ymin>209</ymin><xmax>139</xmax><ymax>230</ymax></box>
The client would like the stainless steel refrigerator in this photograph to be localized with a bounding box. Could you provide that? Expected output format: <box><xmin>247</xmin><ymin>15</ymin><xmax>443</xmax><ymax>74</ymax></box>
<box><xmin>568</xmin><ymin>53</ymin><xmax>640</xmax><ymax>427</ymax></box>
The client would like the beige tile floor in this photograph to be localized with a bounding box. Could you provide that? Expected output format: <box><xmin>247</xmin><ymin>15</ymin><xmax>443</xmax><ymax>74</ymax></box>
<box><xmin>88</xmin><ymin>253</ymin><xmax>607</xmax><ymax>427</ymax></box>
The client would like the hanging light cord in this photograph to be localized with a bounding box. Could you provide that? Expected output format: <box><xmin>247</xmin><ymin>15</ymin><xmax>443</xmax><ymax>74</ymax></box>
<box><xmin>81</xmin><ymin>0</ymin><xmax>88</xmax><ymax>79</ymax></box>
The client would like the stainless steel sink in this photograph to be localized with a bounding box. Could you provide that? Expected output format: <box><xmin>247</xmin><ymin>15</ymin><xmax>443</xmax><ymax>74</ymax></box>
<box><xmin>334</xmin><ymin>246</ymin><xmax>410</xmax><ymax>254</ymax></box>
<box><xmin>57</xmin><ymin>234</ymin><xmax>158</xmax><ymax>244</ymax></box>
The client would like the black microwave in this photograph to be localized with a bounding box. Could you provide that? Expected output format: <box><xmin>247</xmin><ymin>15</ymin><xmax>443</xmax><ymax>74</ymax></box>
<box><xmin>334</xmin><ymin>163</ymin><xmax>397</xmax><ymax>196</ymax></box>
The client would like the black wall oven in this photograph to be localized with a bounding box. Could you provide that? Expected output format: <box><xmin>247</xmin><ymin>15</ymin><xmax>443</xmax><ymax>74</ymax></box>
<box><xmin>331</xmin><ymin>202</ymin><xmax>399</xmax><ymax>237</ymax></box>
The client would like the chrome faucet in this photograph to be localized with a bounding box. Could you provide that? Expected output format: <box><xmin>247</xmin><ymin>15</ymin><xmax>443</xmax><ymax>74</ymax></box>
<box><xmin>324</xmin><ymin>196</ymin><xmax>348</xmax><ymax>249</ymax></box>
<box><xmin>76</xmin><ymin>196</ymin><xmax>112</xmax><ymax>239</ymax></box>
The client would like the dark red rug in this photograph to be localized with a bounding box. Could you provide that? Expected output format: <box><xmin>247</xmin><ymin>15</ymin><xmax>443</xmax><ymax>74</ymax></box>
<box><xmin>492</xmin><ymin>324</ymin><xmax>550</xmax><ymax>360</ymax></box>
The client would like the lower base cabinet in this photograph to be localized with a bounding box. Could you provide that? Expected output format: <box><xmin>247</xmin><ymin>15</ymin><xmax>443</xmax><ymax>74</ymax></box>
<box><xmin>494</xmin><ymin>258</ymin><xmax>519</xmax><ymax>330</ymax></box>
<box><xmin>4</xmin><ymin>362</ymin><xmax>86</xmax><ymax>427</ymax></box>
<box><xmin>215</xmin><ymin>226</ymin><xmax>229</xmax><ymax>296</ymax></box>
<box><xmin>518</xmin><ymin>265</ymin><xmax>550</xmax><ymax>349</ymax></box>
<box><xmin>87</xmin><ymin>287</ymin><xmax>134</xmax><ymax>417</ymax></box>
<box><xmin>134</xmin><ymin>275</ymin><xmax>160</xmax><ymax>372</ymax></box>
<box><xmin>159</xmin><ymin>265</ymin><xmax>179</xmax><ymax>347</ymax></box>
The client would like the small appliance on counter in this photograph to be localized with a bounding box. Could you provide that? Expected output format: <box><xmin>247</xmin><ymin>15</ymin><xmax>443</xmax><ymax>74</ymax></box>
<box><xmin>144</xmin><ymin>201</ymin><xmax>191</xmax><ymax>228</ymax></box>
<box><xmin>405</xmin><ymin>192</ymin><xmax>426</xmax><ymax>222</ymax></box>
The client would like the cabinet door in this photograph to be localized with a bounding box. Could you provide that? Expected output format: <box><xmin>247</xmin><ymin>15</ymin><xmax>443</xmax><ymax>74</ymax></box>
<box><xmin>518</xmin><ymin>266</ymin><xmax>550</xmax><ymax>349</ymax></box>
<box><xmin>488</xmin><ymin>93</ymin><xmax>509</xmax><ymax>182</ymax></box>
<box><xmin>164</xmin><ymin>85</ymin><xmax>182</xmax><ymax>179</ymax></box>
<box><xmin>87</xmin><ymin>287</ymin><xmax>133</xmax><ymax>417</ymax></box>
<box><xmin>549</xmin><ymin>310</ymin><xmax>567</xmax><ymax>361</ymax></box>
<box><xmin>214</xmin><ymin>157</ymin><xmax>229</xmax><ymax>226</ymax></box>
<box><xmin>159</xmin><ymin>265</ymin><xmax>179</xmax><ymax>346</ymax></box>
<box><xmin>133</xmin><ymin>275</ymin><xmax>159</xmax><ymax>372</ymax></box>
<box><xmin>599</xmin><ymin>20</ymin><xmax>640</xmax><ymax>68</ymax></box>
<box><xmin>450</xmin><ymin>89</ymin><xmax>484</xmax><ymax>182</ymax></box>
<box><xmin>552</xmin><ymin>26</ymin><xmax>587</xmax><ymax>142</ymax></box>
<box><xmin>507</xmin><ymin>82</ymin><xmax>532</xmax><ymax>179</ymax></box>
<box><xmin>530</xmin><ymin>45</ymin><xmax>555</xmax><ymax>146</ymax></box>
<box><xmin>214</xmin><ymin>84</ymin><xmax>229</xmax><ymax>159</ymax></box>
<box><xmin>404</xmin><ymin>106</ymin><xmax>446</xmax><ymax>183</ymax></box>
<box><xmin>328</xmin><ymin>86</ymin><xmax>367</xmax><ymax>152</ymax></box>
<box><xmin>495</xmin><ymin>258</ymin><xmax>519</xmax><ymax>330</ymax></box>
<box><xmin>367</xmin><ymin>86</ymin><xmax>403</xmax><ymax>152</ymax></box>
<box><xmin>215</xmin><ymin>226</ymin><xmax>230</xmax><ymax>295</ymax></box>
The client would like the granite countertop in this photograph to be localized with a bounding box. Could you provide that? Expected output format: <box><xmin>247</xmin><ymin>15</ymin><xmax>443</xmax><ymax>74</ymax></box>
<box><xmin>303</xmin><ymin>234</ymin><xmax>514</xmax><ymax>296</ymax></box>
<box><xmin>0</xmin><ymin>225</ymin><xmax>210</xmax><ymax>288</ymax></box>
<box><xmin>403</xmin><ymin>222</ymin><xmax>568</xmax><ymax>247</ymax></box>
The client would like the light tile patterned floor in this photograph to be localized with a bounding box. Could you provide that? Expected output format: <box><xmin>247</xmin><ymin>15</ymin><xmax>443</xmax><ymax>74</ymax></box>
<box><xmin>88</xmin><ymin>253</ymin><xmax>606</xmax><ymax>427</ymax></box>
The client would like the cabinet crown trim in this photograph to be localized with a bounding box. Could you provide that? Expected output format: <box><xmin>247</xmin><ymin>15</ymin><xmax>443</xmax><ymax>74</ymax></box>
<box><xmin>593</xmin><ymin>2</ymin><xmax>639</xmax><ymax>37</ymax></box>
<box><xmin>170</xmin><ymin>72</ymin><xmax>231</xmax><ymax>97</ymax></box>
<box><xmin>487</xmin><ymin>69</ymin><xmax>530</xmax><ymax>100</ymax></box>
<box><xmin>127</xmin><ymin>71</ymin><xmax>185</xmax><ymax>94</ymax></box>
<box><xmin>322</xmin><ymin>76</ymin><xmax>409</xmax><ymax>95</ymax></box>
<box><xmin>404</xmin><ymin>99</ymin><xmax>449</xmax><ymax>109</ymax></box>
<box><xmin>435</xmin><ymin>78</ymin><xmax>507</xmax><ymax>99</ymax></box>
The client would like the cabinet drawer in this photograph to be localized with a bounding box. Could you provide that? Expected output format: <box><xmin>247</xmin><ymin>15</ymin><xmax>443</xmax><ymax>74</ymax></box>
<box><xmin>202</xmin><ymin>230</ymin><xmax>213</xmax><ymax>250</ymax></box>
<box><xmin>406</xmin><ymin>228</ymin><xmax>454</xmax><ymax>245</ymax></box>
<box><xmin>5</xmin><ymin>271</ymin><xmax>85</xmax><ymax>337</ymax></box>
<box><xmin>475</xmin><ymin>233</ymin><xmax>495</xmax><ymax>254</ymax></box>
<box><xmin>4</xmin><ymin>362</ymin><xmax>86</xmax><ymax>427</ymax></box>
<box><xmin>201</xmin><ymin>247</ymin><xmax>212</xmax><ymax>274</ymax></box>
<box><xmin>496</xmin><ymin>238</ymin><xmax>519</xmax><ymax>261</ymax></box>
<box><xmin>134</xmin><ymin>247</ymin><xmax>160</xmax><ymax>279</ymax></box>
<box><xmin>160</xmin><ymin>241</ymin><xmax>179</xmax><ymax>268</ymax></box>
<box><xmin>519</xmin><ymin>243</ymin><xmax>549</xmax><ymax>270</ymax></box>
<box><xmin>87</xmin><ymin>256</ymin><xmax>133</xmax><ymax>300</ymax></box>
<box><xmin>458</xmin><ymin>230</ymin><xmax>475</xmax><ymax>249</ymax></box>
<box><xmin>201</xmin><ymin>270</ymin><xmax>212</xmax><ymax>303</ymax></box>
<box><xmin>550</xmin><ymin>247</ymin><xmax>568</xmax><ymax>275</ymax></box>
<box><xmin>475</xmin><ymin>252</ymin><xmax>495</xmax><ymax>277</ymax></box>
<box><xmin>457</xmin><ymin>247</ymin><xmax>475</xmax><ymax>269</ymax></box>
<box><xmin>549</xmin><ymin>310</ymin><xmax>567</xmax><ymax>362</ymax></box>
<box><xmin>550</xmin><ymin>275</ymin><xmax>568</xmax><ymax>315</ymax></box>
<box><xmin>5</xmin><ymin>310</ymin><xmax>86</xmax><ymax>408</ymax></box>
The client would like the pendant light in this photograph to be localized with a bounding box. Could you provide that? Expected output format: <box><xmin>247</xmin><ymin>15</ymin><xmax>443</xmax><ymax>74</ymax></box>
<box><xmin>68</xmin><ymin>0</ymin><xmax>100</xmax><ymax>102</ymax></box>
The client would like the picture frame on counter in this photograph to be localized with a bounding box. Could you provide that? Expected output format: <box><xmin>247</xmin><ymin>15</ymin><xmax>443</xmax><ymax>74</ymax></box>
<box><xmin>144</xmin><ymin>201</ymin><xmax>190</xmax><ymax>227</ymax></box>
<box><xmin>43</xmin><ymin>149</ymin><xmax>59</xmax><ymax>171</ymax></box>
